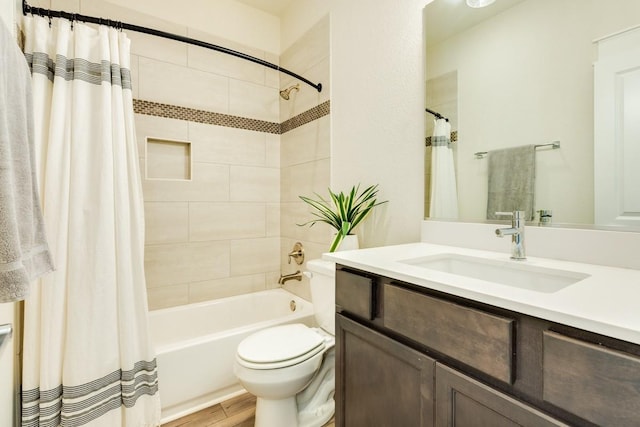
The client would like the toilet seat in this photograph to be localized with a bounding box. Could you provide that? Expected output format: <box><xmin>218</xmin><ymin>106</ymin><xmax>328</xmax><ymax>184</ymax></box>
<box><xmin>237</xmin><ymin>324</ymin><xmax>325</xmax><ymax>370</ymax></box>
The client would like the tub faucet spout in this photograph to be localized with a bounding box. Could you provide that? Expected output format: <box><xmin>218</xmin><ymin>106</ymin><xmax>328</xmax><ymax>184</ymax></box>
<box><xmin>278</xmin><ymin>270</ymin><xmax>302</xmax><ymax>285</ymax></box>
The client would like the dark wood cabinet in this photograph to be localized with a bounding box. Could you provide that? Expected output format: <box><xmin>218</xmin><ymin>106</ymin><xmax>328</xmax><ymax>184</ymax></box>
<box><xmin>542</xmin><ymin>331</ymin><xmax>640</xmax><ymax>427</ymax></box>
<box><xmin>435</xmin><ymin>364</ymin><xmax>568</xmax><ymax>427</ymax></box>
<box><xmin>336</xmin><ymin>314</ymin><xmax>435</xmax><ymax>427</ymax></box>
<box><xmin>384</xmin><ymin>283</ymin><xmax>515</xmax><ymax>384</ymax></box>
<box><xmin>335</xmin><ymin>265</ymin><xmax>640</xmax><ymax>427</ymax></box>
<box><xmin>335</xmin><ymin>269</ymin><xmax>375</xmax><ymax>320</ymax></box>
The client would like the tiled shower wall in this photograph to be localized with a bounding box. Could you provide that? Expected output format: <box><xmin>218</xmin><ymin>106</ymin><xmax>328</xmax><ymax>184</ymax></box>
<box><xmin>34</xmin><ymin>0</ymin><xmax>330</xmax><ymax>309</ymax></box>
<box><xmin>130</xmin><ymin>17</ymin><xmax>283</xmax><ymax>310</ymax></box>
<box><xmin>135</xmin><ymin>50</ymin><xmax>282</xmax><ymax>310</ymax></box>
<box><xmin>279</xmin><ymin>16</ymin><xmax>331</xmax><ymax>301</ymax></box>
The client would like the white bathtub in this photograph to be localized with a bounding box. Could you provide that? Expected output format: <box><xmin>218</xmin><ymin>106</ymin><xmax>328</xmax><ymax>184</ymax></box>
<box><xmin>149</xmin><ymin>288</ymin><xmax>315</xmax><ymax>423</ymax></box>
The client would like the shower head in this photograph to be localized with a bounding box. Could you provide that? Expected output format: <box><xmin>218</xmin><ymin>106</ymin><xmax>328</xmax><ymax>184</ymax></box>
<box><xmin>279</xmin><ymin>83</ymin><xmax>300</xmax><ymax>100</ymax></box>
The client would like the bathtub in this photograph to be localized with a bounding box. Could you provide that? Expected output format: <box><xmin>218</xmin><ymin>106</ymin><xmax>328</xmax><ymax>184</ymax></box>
<box><xmin>149</xmin><ymin>288</ymin><xmax>315</xmax><ymax>423</ymax></box>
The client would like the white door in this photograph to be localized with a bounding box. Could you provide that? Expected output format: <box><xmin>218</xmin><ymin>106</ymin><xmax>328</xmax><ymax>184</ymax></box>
<box><xmin>594</xmin><ymin>27</ymin><xmax>640</xmax><ymax>227</ymax></box>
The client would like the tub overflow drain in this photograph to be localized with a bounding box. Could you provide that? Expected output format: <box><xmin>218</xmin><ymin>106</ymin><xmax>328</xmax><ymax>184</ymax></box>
<box><xmin>290</xmin><ymin>300</ymin><xmax>297</xmax><ymax>312</ymax></box>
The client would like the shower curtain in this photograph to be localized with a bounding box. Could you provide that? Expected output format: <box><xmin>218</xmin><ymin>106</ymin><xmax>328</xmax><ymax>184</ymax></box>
<box><xmin>429</xmin><ymin>118</ymin><xmax>459</xmax><ymax>219</ymax></box>
<box><xmin>21</xmin><ymin>16</ymin><xmax>160</xmax><ymax>427</ymax></box>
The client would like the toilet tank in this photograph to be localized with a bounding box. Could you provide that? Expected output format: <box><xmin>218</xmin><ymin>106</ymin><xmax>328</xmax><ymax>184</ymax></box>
<box><xmin>306</xmin><ymin>259</ymin><xmax>335</xmax><ymax>335</ymax></box>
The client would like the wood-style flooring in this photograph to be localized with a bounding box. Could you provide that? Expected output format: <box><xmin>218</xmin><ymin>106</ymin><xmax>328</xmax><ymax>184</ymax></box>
<box><xmin>162</xmin><ymin>393</ymin><xmax>335</xmax><ymax>427</ymax></box>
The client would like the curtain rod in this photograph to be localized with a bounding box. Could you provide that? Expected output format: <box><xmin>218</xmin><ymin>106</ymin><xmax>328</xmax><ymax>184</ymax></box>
<box><xmin>21</xmin><ymin>0</ymin><xmax>323</xmax><ymax>93</ymax></box>
<box><xmin>425</xmin><ymin>107</ymin><xmax>449</xmax><ymax>122</ymax></box>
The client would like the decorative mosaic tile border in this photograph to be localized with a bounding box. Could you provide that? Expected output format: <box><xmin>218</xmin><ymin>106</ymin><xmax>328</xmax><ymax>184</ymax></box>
<box><xmin>280</xmin><ymin>101</ymin><xmax>330</xmax><ymax>134</ymax></box>
<box><xmin>133</xmin><ymin>99</ymin><xmax>279</xmax><ymax>134</ymax></box>
<box><xmin>425</xmin><ymin>130</ymin><xmax>458</xmax><ymax>147</ymax></box>
<box><xmin>133</xmin><ymin>99</ymin><xmax>330</xmax><ymax>135</ymax></box>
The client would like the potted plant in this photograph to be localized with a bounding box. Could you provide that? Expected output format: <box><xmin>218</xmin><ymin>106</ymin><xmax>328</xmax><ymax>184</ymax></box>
<box><xmin>298</xmin><ymin>184</ymin><xmax>387</xmax><ymax>252</ymax></box>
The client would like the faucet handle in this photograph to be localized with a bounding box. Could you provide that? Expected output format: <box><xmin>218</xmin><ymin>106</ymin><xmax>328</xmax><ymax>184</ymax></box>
<box><xmin>495</xmin><ymin>210</ymin><xmax>526</xmax><ymax>220</ymax></box>
<box><xmin>287</xmin><ymin>242</ymin><xmax>305</xmax><ymax>265</ymax></box>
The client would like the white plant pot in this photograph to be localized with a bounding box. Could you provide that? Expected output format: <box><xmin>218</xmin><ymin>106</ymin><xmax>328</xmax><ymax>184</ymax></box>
<box><xmin>336</xmin><ymin>234</ymin><xmax>359</xmax><ymax>251</ymax></box>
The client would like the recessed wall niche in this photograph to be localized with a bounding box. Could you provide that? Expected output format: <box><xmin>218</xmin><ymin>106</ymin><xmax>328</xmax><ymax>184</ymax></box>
<box><xmin>145</xmin><ymin>137</ymin><xmax>192</xmax><ymax>180</ymax></box>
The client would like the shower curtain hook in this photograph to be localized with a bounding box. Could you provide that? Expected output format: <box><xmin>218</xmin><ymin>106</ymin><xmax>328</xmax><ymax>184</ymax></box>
<box><xmin>47</xmin><ymin>10</ymin><xmax>51</xmax><ymax>27</ymax></box>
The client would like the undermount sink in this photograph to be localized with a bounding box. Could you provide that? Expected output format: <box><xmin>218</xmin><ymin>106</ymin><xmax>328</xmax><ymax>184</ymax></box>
<box><xmin>399</xmin><ymin>253</ymin><xmax>590</xmax><ymax>293</ymax></box>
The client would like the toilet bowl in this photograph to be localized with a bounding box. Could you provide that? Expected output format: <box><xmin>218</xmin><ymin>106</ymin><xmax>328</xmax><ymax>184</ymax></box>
<box><xmin>234</xmin><ymin>259</ymin><xmax>336</xmax><ymax>427</ymax></box>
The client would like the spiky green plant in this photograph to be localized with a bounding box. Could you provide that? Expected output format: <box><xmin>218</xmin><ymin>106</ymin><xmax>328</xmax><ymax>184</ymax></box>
<box><xmin>298</xmin><ymin>184</ymin><xmax>387</xmax><ymax>252</ymax></box>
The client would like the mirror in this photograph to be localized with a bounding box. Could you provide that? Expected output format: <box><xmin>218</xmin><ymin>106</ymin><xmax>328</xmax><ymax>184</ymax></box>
<box><xmin>424</xmin><ymin>0</ymin><xmax>640</xmax><ymax>231</ymax></box>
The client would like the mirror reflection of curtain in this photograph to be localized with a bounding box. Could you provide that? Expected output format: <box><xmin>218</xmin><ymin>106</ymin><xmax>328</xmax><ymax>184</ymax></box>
<box><xmin>429</xmin><ymin>119</ymin><xmax>459</xmax><ymax>219</ymax></box>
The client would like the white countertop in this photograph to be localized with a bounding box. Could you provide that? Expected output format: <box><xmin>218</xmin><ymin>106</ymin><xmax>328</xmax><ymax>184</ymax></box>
<box><xmin>324</xmin><ymin>243</ymin><xmax>640</xmax><ymax>345</ymax></box>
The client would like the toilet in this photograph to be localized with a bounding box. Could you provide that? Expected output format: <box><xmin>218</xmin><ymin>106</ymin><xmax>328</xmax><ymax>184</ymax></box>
<box><xmin>234</xmin><ymin>259</ymin><xmax>336</xmax><ymax>427</ymax></box>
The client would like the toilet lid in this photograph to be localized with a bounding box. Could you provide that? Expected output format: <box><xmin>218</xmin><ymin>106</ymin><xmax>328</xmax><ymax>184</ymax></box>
<box><xmin>237</xmin><ymin>324</ymin><xmax>324</xmax><ymax>368</ymax></box>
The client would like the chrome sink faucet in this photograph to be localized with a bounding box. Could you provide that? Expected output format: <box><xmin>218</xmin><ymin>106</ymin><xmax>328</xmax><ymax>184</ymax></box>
<box><xmin>495</xmin><ymin>211</ymin><xmax>526</xmax><ymax>260</ymax></box>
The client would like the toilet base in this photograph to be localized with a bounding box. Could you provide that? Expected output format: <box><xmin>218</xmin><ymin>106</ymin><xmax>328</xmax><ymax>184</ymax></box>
<box><xmin>297</xmin><ymin>349</ymin><xmax>335</xmax><ymax>427</ymax></box>
<box><xmin>251</xmin><ymin>349</ymin><xmax>335</xmax><ymax>427</ymax></box>
<box><xmin>253</xmin><ymin>395</ymin><xmax>334</xmax><ymax>427</ymax></box>
<box><xmin>298</xmin><ymin>399</ymin><xmax>334</xmax><ymax>427</ymax></box>
<box><xmin>255</xmin><ymin>396</ymin><xmax>298</xmax><ymax>427</ymax></box>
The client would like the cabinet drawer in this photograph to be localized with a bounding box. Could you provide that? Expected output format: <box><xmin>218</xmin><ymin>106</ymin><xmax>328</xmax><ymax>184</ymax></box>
<box><xmin>384</xmin><ymin>284</ymin><xmax>515</xmax><ymax>383</ymax></box>
<box><xmin>543</xmin><ymin>331</ymin><xmax>640</xmax><ymax>427</ymax></box>
<box><xmin>336</xmin><ymin>269</ymin><xmax>375</xmax><ymax>320</ymax></box>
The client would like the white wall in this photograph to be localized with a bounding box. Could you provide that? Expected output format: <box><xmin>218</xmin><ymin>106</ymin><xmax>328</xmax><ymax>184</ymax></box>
<box><xmin>280</xmin><ymin>2</ymin><xmax>329</xmax><ymax>52</ymax></box>
<box><xmin>0</xmin><ymin>2</ymin><xmax>12</xmax><ymax>29</ymax></box>
<box><xmin>329</xmin><ymin>0</ymin><xmax>430</xmax><ymax>247</ymax></box>
<box><xmin>1</xmin><ymin>0</ymin><xmax>19</xmax><ymax>33</ymax></box>
<box><xmin>106</xmin><ymin>0</ymin><xmax>281</xmax><ymax>54</ymax></box>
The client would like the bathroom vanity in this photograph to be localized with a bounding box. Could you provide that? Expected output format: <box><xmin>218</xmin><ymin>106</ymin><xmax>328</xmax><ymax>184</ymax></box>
<box><xmin>325</xmin><ymin>243</ymin><xmax>640</xmax><ymax>427</ymax></box>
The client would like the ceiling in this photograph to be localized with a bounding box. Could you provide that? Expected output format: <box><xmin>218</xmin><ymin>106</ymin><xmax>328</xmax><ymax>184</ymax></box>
<box><xmin>235</xmin><ymin>0</ymin><xmax>294</xmax><ymax>17</ymax></box>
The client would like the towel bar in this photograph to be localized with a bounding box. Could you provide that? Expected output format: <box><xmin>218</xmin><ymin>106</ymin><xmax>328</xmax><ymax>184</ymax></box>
<box><xmin>0</xmin><ymin>323</ymin><xmax>12</xmax><ymax>350</ymax></box>
<box><xmin>474</xmin><ymin>141</ymin><xmax>560</xmax><ymax>159</ymax></box>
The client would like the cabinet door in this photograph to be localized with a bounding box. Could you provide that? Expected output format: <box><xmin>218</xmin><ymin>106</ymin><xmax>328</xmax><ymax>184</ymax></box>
<box><xmin>336</xmin><ymin>314</ymin><xmax>435</xmax><ymax>427</ymax></box>
<box><xmin>543</xmin><ymin>331</ymin><xmax>640</xmax><ymax>427</ymax></box>
<box><xmin>435</xmin><ymin>364</ymin><xmax>567</xmax><ymax>427</ymax></box>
